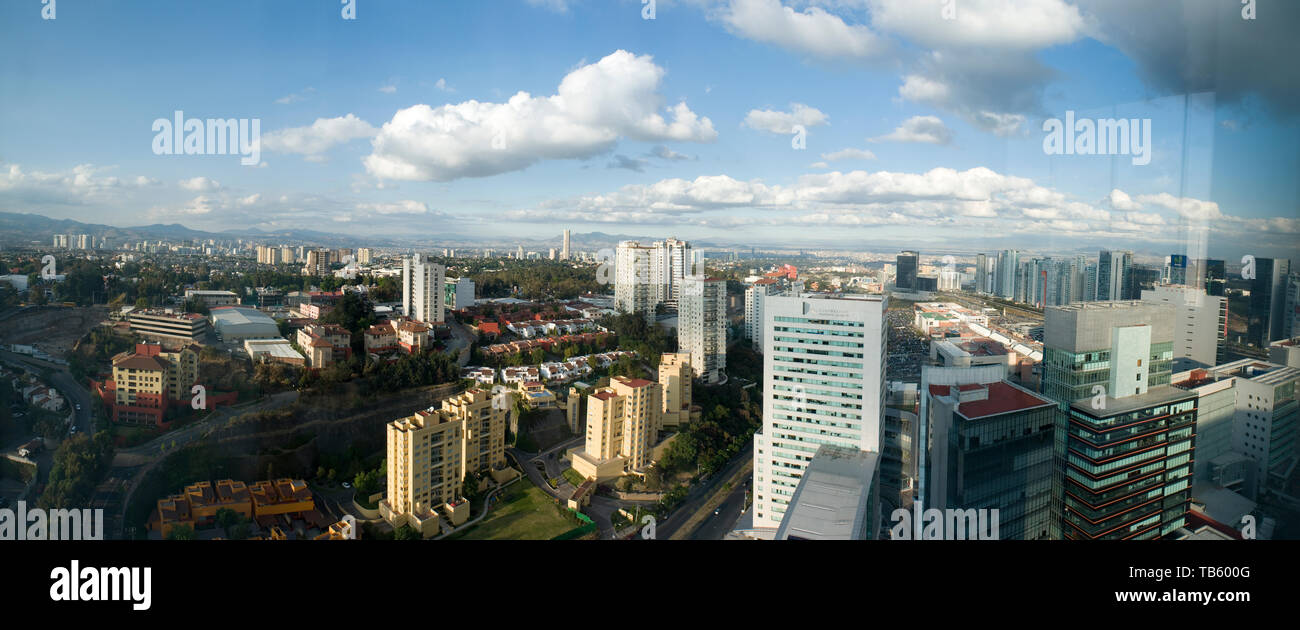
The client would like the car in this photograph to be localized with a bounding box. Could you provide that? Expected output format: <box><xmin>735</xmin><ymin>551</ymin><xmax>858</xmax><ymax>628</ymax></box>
<box><xmin>713</xmin><ymin>508</ymin><xmax>721</xmax><ymax>516</ymax></box>
<box><xmin>75</xmin><ymin>404</ymin><xmax>81</xmax><ymax>411</ymax></box>
<box><xmin>341</xmin><ymin>482</ymin><xmax>351</xmax><ymax>489</ymax></box>
<box><xmin>68</xmin><ymin>426</ymin><xmax>78</xmax><ymax>435</ymax></box>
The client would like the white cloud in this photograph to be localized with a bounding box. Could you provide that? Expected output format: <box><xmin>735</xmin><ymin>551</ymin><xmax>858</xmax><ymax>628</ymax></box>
<box><xmin>379</xmin><ymin>85</ymin><xmax>397</xmax><ymax>94</ymax></box>
<box><xmin>1104</xmin><ymin>188</ymin><xmax>1141</xmax><ymax>211</ymax></box>
<box><xmin>820</xmin><ymin>147</ymin><xmax>876</xmax><ymax>161</ymax></box>
<box><xmin>868</xmin><ymin>0</ymin><xmax>1086</xmax><ymax>51</ymax></box>
<box><xmin>525</xmin><ymin>0</ymin><xmax>570</xmax><ymax>12</ymax></box>
<box><xmin>1136</xmin><ymin>192</ymin><xmax>1222</xmax><ymax>222</ymax></box>
<box><xmin>870</xmin><ymin>115</ymin><xmax>952</xmax><ymax>144</ymax></box>
<box><xmin>363</xmin><ymin>50</ymin><xmax>717</xmax><ymax>181</ymax></box>
<box><xmin>263</xmin><ymin>114</ymin><xmax>378</xmax><ymax>159</ymax></box>
<box><xmin>742</xmin><ymin>103</ymin><xmax>829</xmax><ymax>134</ymax></box>
<box><xmin>435</xmin><ymin>78</ymin><xmax>455</xmax><ymax>92</ymax></box>
<box><xmin>274</xmin><ymin>87</ymin><xmax>316</xmax><ymax>105</ymax></box>
<box><xmin>356</xmin><ymin>200</ymin><xmax>430</xmax><ymax>215</ymax></box>
<box><xmin>720</xmin><ymin>0</ymin><xmax>887</xmax><ymax>60</ymax></box>
<box><xmin>178</xmin><ymin>176</ymin><xmax>221</xmax><ymax>192</ymax></box>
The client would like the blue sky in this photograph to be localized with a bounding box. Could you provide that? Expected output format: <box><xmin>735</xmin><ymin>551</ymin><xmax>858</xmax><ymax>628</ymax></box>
<box><xmin>1</xmin><ymin>0</ymin><xmax>1296</xmax><ymax>260</ymax></box>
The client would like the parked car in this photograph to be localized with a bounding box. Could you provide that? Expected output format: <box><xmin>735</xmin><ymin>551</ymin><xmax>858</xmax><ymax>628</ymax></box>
<box><xmin>341</xmin><ymin>482</ymin><xmax>351</xmax><ymax>489</ymax></box>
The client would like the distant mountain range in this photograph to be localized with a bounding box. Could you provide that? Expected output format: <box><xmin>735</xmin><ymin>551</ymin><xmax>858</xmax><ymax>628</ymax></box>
<box><xmin>0</xmin><ymin>211</ymin><xmax>688</xmax><ymax>251</ymax></box>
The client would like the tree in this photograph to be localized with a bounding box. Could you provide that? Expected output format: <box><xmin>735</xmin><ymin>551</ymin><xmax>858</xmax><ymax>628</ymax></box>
<box><xmin>167</xmin><ymin>525</ymin><xmax>196</xmax><ymax>540</ymax></box>
<box><xmin>393</xmin><ymin>525</ymin><xmax>421</xmax><ymax>540</ymax></box>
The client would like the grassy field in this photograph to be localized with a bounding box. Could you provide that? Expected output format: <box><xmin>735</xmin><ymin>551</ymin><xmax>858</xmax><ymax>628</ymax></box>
<box><xmin>447</xmin><ymin>482</ymin><xmax>576</xmax><ymax>540</ymax></box>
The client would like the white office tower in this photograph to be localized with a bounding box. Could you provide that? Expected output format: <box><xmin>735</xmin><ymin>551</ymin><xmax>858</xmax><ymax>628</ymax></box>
<box><xmin>562</xmin><ymin>229</ymin><xmax>571</xmax><ymax>260</ymax></box>
<box><xmin>402</xmin><ymin>254</ymin><xmax>445</xmax><ymax>325</ymax></box>
<box><xmin>745</xmin><ymin>279</ymin><xmax>780</xmax><ymax>352</ymax></box>
<box><xmin>614</xmin><ymin>241</ymin><xmax>656</xmax><ymax>320</ymax></box>
<box><xmin>1141</xmin><ymin>284</ymin><xmax>1227</xmax><ymax>366</ymax></box>
<box><xmin>679</xmin><ymin>275</ymin><xmax>727</xmax><ymax>384</ymax></box>
<box><xmin>752</xmin><ymin>293</ymin><xmax>888</xmax><ymax>533</ymax></box>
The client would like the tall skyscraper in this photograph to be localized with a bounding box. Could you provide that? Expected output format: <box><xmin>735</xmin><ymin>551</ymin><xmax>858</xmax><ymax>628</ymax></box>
<box><xmin>895</xmin><ymin>251</ymin><xmax>918</xmax><ymax>291</ymax></box>
<box><xmin>995</xmin><ymin>249</ymin><xmax>1020</xmax><ymax>300</ymax></box>
<box><xmin>1246</xmin><ymin>257</ymin><xmax>1292</xmax><ymax>347</ymax></box>
<box><xmin>975</xmin><ymin>253</ymin><xmax>988</xmax><ymax>293</ymax></box>
<box><xmin>1140</xmin><ymin>285</ymin><xmax>1227</xmax><ymax>366</ymax></box>
<box><xmin>1042</xmin><ymin>301</ymin><xmax>1195</xmax><ymax>540</ymax></box>
<box><xmin>744</xmin><ymin>279</ymin><xmax>780</xmax><ymax>352</ymax></box>
<box><xmin>614</xmin><ymin>241</ymin><xmax>655</xmax><ymax>320</ymax></box>
<box><xmin>613</xmin><ymin>238</ymin><xmax>694</xmax><ymax>320</ymax></box>
<box><xmin>678</xmin><ymin>275</ymin><xmax>727</xmax><ymax>384</ymax></box>
<box><xmin>752</xmin><ymin>293</ymin><xmax>887</xmax><ymax>532</ymax></box>
<box><xmin>1096</xmin><ymin>249</ymin><xmax>1133</xmax><ymax>301</ymax></box>
<box><xmin>562</xmin><ymin>229</ymin><xmax>571</xmax><ymax>260</ymax></box>
<box><xmin>402</xmin><ymin>254</ymin><xmax>446</xmax><ymax>325</ymax></box>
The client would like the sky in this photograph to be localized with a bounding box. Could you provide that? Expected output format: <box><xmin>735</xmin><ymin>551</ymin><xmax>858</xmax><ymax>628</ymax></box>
<box><xmin>0</xmin><ymin>0</ymin><xmax>1297</xmax><ymax>260</ymax></box>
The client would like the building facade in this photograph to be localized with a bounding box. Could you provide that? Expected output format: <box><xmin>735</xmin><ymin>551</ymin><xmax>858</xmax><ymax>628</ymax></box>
<box><xmin>402</xmin><ymin>254</ymin><xmax>446</xmax><ymax>325</ymax></box>
<box><xmin>752</xmin><ymin>293</ymin><xmax>887</xmax><ymax>531</ymax></box>
<box><xmin>678</xmin><ymin>275</ymin><xmax>727</xmax><ymax>384</ymax></box>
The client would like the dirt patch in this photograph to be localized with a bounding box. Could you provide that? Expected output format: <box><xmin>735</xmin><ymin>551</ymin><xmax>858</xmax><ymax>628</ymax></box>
<box><xmin>0</xmin><ymin>306</ymin><xmax>109</xmax><ymax>359</ymax></box>
<box><xmin>524</xmin><ymin>408</ymin><xmax>573</xmax><ymax>451</ymax></box>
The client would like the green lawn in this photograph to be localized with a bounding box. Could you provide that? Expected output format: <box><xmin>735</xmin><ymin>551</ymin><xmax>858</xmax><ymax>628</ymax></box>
<box><xmin>562</xmin><ymin>467</ymin><xmax>586</xmax><ymax>487</ymax></box>
<box><xmin>447</xmin><ymin>483</ymin><xmax>576</xmax><ymax>540</ymax></box>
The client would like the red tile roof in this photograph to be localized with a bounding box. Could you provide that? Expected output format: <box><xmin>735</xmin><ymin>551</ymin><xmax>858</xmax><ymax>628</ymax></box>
<box><xmin>954</xmin><ymin>382</ymin><xmax>1054</xmax><ymax>419</ymax></box>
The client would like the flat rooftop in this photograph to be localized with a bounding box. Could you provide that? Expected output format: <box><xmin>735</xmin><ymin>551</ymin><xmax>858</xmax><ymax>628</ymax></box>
<box><xmin>775</xmin><ymin>446</ymin><xmax>878</xmax><ymax>541</ymax></box>
<box><xmin>1070</xmin><ymin>384</ymin><xmax>1196</xmax><ymax>418</ymax></box>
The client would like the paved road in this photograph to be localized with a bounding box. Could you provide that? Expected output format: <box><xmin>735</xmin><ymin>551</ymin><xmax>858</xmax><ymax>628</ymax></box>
<box><xmin>690</xmin><ymin>478</ymin><xmax>749</xmax><ymax>540</ymax></box>
<box><xmin>657</xmin><ymin>441</ymin><xmax>753</xmax><ymax>540</ymax></box>
<box><xmin>445</xmin><ymin>319</ymin><xmax>475</xmax><ymax>367</ymax></box>
<box><xmin>0</xmin><ymin>350</ymin><xmax>93</xmax><ymax>437</ymax></box>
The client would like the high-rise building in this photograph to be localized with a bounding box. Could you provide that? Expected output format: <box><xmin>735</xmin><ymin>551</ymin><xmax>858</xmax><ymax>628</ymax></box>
<box><xmin>924</xmin><ymin>375</ymin><xmax>1057</xmax><ymax>540</ymax></box>
<box><xmin>356</xmin><ymin>248</ymin><xmax>373</xmax><ymax>264</ymax></box>
<box><xmin>1203</xmin><ymin>359</ymin><xmax>1299</xmax><ymax>491</ymax></box>
<box><xmin>304</xmin><ymin>249</ymin><xmax>331</xmax><ymax>276</ymax></box>
<box><xmin>380</xmin><ymin>388</ymin><xmax>507</xmax><ymax>537</ymax></box>
<box><xmin>562</xmin><ymin>229</ymin><xmax>571</xmax><ymax>260</ymax></box>
<box><xmin>995</xmin><ymin>249</ymin><xmax>1020</xmax><ymax>300</ymax></box>
<box><xmin>1284</xmin><ymin>273</ymin><xmax>1300</xmax><ymax>340</ymax></box>
<box><xmin>1141</xmin><ymin>285</ymin><xmax>1228</xmax><ymax>366</ymax></box>
<box><xmin>614</xmin><ymin>241</ymin><xmax>655</xmax><ymax>320</ymax></box>
<box><xmin>613</xmin><ymin>238</ymin><xmax>694</xmax><ymax>320</ymax></box>
<box><xmin>1096</xmin><ymin>250</ymin><xmax>1132</xmax><ymax>301</ymax></box>
<box><xmin>895</xmin><ymin>251</ymin><xmax>918</xmax><ymax>291</ymax></box>
<box><xmin>571</xmin><ymin>376</ymin><xmax>662</xmax><ymax>482</ymax></box>
<box><xmin>1042</xmin><ymin>301</ymin><xmax>1196</xmax><ymax>540</ymax></box>
<box><xmin>1167</xmin><ymin>254</ymin><xmax>1189</xmax><ymax>285</ymax></box>
<box><xmin>975</xmin><ymin>253</ymin><xmax>989</xmax><ymax>293</ymax></box>
<box><xmin>679</xmin><ymin>275</ymin><xmax>727</xmax><ymax>384</ymax></box>
<box><xmin>744</xmin><ymin>279</ymin><xmax>780</xmax><ymax>352</ymax></box>
<box><xmin>752</xmin><ymin>293</ymin><xmax>887</xmax><ymax>532</ymax></box>
<box><xmin>402</xmin><ymin>254</ymin><xmax>446</xmax><ymax>325</ymax></box>
<box><xmin>1171</xmin><ymin>367</ymin><xmax>1241</xmax><ymax>488</ymax></box>
<box><xmin>1246</xmin><ymin>257</ymin><xmax>1291</xmax><ymax>347</ymax></box>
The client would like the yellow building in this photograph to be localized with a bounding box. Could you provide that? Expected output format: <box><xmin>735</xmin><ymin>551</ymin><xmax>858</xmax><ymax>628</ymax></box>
<box><xmin>571</xmin><ymin>376</ymin><xmax>661</xmax><ymax>483</ymax></box>
<box><xmin>658</xmin><ymin>353</ymin><xmax>693</xmax><ymax>429</ymax></box>
<box><xmin>380</xmin><ymin>388</ymin><xmax>507</xmax><ymax>538</ymax></box>
<box><xmin>108</xmin><ymin>342</ymin><xmax>200</xmax><ymax>426</ymax></box>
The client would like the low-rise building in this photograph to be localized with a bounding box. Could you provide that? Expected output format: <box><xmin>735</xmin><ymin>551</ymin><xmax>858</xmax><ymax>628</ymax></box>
<box><xmin>128</xmin><ymin>309</ymin><xmax>211</xmax><ymax>346</ymax></box>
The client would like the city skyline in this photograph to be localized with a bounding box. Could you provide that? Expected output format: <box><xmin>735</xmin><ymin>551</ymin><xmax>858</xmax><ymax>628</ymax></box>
<box><xmin>0</xmin><ymin>1</ymin><xmax>1296</xmax><ymax>262</ymax></box>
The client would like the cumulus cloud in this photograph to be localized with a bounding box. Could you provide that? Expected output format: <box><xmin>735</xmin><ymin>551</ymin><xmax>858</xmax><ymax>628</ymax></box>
<box><xmin>720</xmin><ymin>0</ymin><xmax>887</xmax><ymax>59</ymax></box>
<box><xmin>178</xmin><ymin>176</ymin><xmax>221</xmax><ymax>192</ymax></box>
<box><xmin>262</xmin><ymin>114</ymin><xmax>378</xmax><ymax>160</ymax></box>
<box><xmin>742</xmin><ymin>103</ymin><xmax>829</xmax><ymax>134</ymax></box>
<box><xmin>870</xmin><ymin>115</ymin><xmax>952</xmax><ymax>144</ymax></box>
<box><xmin>363</xmin><ymin>50</ymin><xmax>717</xmax><ymax>181</ymax></box>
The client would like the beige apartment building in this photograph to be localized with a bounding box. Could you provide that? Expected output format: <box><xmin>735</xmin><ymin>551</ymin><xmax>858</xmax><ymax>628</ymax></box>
<box><xmin>380</xmin><ymin>388</ymin><xmax>507</xmax><ymax>538</ymax></box>
<box><xmin>571</xmin><ymin>376</ymin><xmax>661</xmax><ymax>483</ymax></box>
<box><xmin>658</xmin><ymin>352</ymin><xmax>693</xmax><ymax>429</ymax></box>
